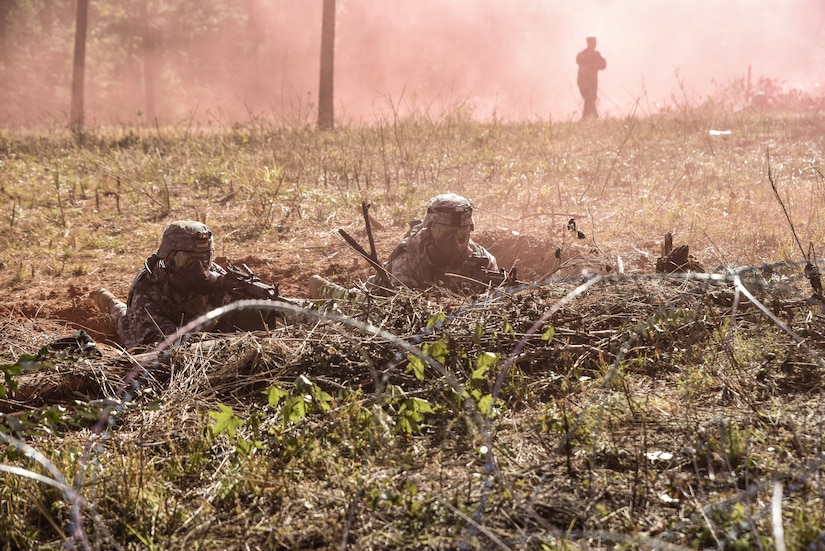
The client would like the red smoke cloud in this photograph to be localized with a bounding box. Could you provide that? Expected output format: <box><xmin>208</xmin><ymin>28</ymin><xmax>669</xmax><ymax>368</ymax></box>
<box><xmin>331</xmin><ymin>0</ymin><xmax>825</xmax><ymax>120</ymax></box>
<box><xmin>1</xmin><ymin>0</ymin><xmax>822</xmax><ymax>126</ymax></box>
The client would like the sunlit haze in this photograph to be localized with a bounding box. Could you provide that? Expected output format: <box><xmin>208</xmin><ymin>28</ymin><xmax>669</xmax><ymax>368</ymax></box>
<box><xmin>1</xmin><ymin>0</ymin><xmax>823</xmax><ymax>125</ymax></box>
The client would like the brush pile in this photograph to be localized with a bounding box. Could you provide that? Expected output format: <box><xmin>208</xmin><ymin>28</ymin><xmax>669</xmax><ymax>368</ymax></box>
<box><xmin>5</xmin><ymin>264</ymin><xmax>820</xmax><ymax>418</ymax></box>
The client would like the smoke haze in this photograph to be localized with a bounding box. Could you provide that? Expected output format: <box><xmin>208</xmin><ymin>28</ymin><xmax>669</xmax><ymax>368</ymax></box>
<box><xmin>1</xmin><ymin>0</ymin><xmax>823</xmax><ymax>126</ymax></box>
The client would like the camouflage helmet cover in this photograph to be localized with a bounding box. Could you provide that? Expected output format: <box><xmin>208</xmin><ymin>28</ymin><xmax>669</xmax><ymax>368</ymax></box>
<box><xmin>423</xmin><ymin>193</ymin><xmax>475</xmax><ymax>229</ymax></box>
<box><xmin>157</xmin><ymin>220</ymin><xmax>214</xmax><ymax>261</ymax></box>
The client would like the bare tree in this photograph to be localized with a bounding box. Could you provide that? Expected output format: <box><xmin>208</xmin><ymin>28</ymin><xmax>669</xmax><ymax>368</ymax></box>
<box><xmin>70</xmin><ymin>0</ymin><xmax>89</xmax><ymax>129</ymax></box>
<box><xmin>317</xmin><ymin>0</ymin><xmax>335</xmax><ymax>130</ymax></box>
<box><xmin>140</xmin><ymin>0</ymin><xmax>157</xmax><ymax>123</ymax></box>
<box><xmin>0</xmin><ymin>1</ymin><xmax>12</xmax><ymax>53</ymax></box>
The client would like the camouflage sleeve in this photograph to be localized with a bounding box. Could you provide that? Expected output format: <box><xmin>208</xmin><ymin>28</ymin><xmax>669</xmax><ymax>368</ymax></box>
<box><xmin>383</xmin><ymin>229</ymin><xmax>436</xmax><ymax>290</ymax></box>
<box><xmin>118</xmin><ymin>289</ymin><xmax>178</xmax><ymax>350</ymax></box>
<box><xmin>384</xmin><ymin>251</ymin><xmax>428</xmax><ymax>290</ymax></box>
<box><xmin>118</xmin><ymin>266</ymin><xmax>181</xmax><ymax>350</ymax></box>
<box><xmin>369</xmin><ymin>227</ymin><xmax>496</xmax><ymax>292</ymax></box>
<box><xmin>117</xmin><ymin>263</ymin><xmax>229</xmax><ymax>350</ymax></box>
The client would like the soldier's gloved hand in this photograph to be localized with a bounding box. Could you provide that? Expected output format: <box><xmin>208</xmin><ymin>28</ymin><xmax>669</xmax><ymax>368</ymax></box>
<box><xmin>459</xmin><ymin>254</ymin><xmax>492</xmax><ymax>271</ymax></box>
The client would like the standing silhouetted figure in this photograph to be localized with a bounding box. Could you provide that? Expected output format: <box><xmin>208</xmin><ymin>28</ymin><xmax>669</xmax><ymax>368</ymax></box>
<box><xmin>576</xmin><ymin>36</ymin><xmax>606</xmax><ymax>119</ymax></box>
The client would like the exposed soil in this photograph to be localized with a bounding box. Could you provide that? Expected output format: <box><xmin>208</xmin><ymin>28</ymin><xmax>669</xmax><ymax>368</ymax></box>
<box><xmin>2</xmin><ymin>226</ymin><xmax>646</xmax><ymax>350</ymax></box>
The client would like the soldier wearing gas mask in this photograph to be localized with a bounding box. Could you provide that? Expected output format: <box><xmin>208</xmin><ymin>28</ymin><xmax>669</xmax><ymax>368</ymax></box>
<box><xmin>93</xmin><ymin>220</ymin><xmax>282</xmax><ymax>350</ymax></box>
<box><xmin>364</xmin><ymin>193</ymin><xmax>498</xmax><ymax>294</ymax></box>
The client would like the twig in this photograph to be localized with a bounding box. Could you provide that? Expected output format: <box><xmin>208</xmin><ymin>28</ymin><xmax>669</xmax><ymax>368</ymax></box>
<box><xmin>766</xmin><ymin>148</ymin><xmax>806</xmax><ymax>259</ymax></box>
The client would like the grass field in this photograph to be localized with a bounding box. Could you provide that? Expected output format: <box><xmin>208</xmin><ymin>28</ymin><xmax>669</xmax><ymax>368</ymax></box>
<box><xmin>1</xmin><ymin>107</ymin><xmax>825</xmax><ymax>550</ymax></box>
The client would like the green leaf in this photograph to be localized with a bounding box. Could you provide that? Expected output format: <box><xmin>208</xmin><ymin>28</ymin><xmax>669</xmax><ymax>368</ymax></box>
<box><xmin>395</xmin><ymin>397</ymin><xmax>435</xmax><ymax>435</ymax></box>
<box><xmin>472</xmin><ymin>322</ymin><xmax>484</xmax><ymax>345</ymax></box>
<box><xmin>541</xmin><ymin>325</ymin><xmax>555</xmax><ymax>342</ymax></box>
<box><xmin>503</xmin><ymin>320</ymin><xmax>515</xmax><ymax>336</ymax></box>
<box><xmin>397</xmin><ymin>416</ymin><xmax>413</xmax><ymax>435</ymax></box>
<box><xmin>475</xmin><ymin>351</ymin><xmax>499</xmax><ymax>372</ymax></box>
<box><xmin>235</xmin><ymin>437</ymin><xmax>262</xmax><ymax>456</ymax></box>
<box><xmin>471</xmin><ymin>352</ymin><xmax>498</xmax><ymax>383</ymax></box>
<box><xmin>477</xmin><ymin>393</ymin><xmax>494</xmax><ymax>416</ymax></box>
<box><xmin>311</xmin><ymin>385</ymin><xmax>333</xmax><ymax>413</ymax></box>
<box><xmin>424</xmin><ymin>339</ymin><xmax>450</xmax><ymax>364</ymax></box>
<box><xmin>0</xmin><ymin>363</ymin><xmax>22</xmax><ymax>376</ymax></box>
<box><xmin>1</xmin><ymin>350</ymin><xmax>53</xmax><ymax>399</ymax></box>
<box><xmin>406</xmin><ymin>354</ymin><xmax>426</xmax><ymax>381</ymax></box>
<box><xmin>284</xmin><ymin>396</ymin><xmax>307</xmax><ymax>424</ymax></box>
<box><xmin>407</xmin><ymin>397</ymin><xmax>434</xmax><ymax>414</ymax></box>
<box><xmin>208</xmin><ymin>403</ymin><xmax>243</xmax><ymax>438</ymax></box>
<box><xmin>266</xmin><ymin>385</ymin><xmax>288</xmax><ymax>407</ymax></box>
<box><xmin>426</xmin><ymin>312</ymin><xmax>446</xmax><ymax>329</ymax></box>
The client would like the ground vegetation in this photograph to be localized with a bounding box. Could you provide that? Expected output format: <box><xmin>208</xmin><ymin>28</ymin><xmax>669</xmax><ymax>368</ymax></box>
<box><xmin>2</xmin><ymin>106</ymin><xmax>825</xmax><ymax>550</ymax></box>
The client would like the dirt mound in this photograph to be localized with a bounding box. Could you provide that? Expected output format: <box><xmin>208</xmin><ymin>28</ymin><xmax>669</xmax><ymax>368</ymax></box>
<box><xmin>476</xmin><ymin>228</ymin><xmax>656</xmax><ymax>281</ymax></box>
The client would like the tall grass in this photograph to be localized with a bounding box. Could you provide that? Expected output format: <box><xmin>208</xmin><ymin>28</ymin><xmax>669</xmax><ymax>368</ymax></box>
<box><xmin>2</xmin><ymin>108</ymin><xmax>822</xmax><ymax>283</ymax></box>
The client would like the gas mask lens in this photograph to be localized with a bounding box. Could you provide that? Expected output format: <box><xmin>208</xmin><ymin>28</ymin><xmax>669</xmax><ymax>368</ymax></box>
<box><xmin>432</xmin><ymin>224</ymin><xmax>471</xmax><ymax>244</ymax></box>
<box><xmin>173</xmin><ymin>251</ymin><xmax>211</xmax><ymax>271</ymax></box>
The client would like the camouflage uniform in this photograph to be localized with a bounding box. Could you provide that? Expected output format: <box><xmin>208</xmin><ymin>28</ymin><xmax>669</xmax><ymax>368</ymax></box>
<box><xmin>117</xmin><ymin>253</ymin><xmax>229</xmax><ymax>349</ymax></box>
<box><xmin>365</xmin><ymin>193</ymin><xmax>498</xmax><ymax>295</ymax></box>
<box><xmin>96</xmin><ymin>220</ymin><xmax>279</xmax><ymax>351</ymax></box>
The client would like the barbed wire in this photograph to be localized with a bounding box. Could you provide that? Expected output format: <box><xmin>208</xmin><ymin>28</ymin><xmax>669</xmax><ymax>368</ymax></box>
<box><xmin>3</xmin><ymin>260</ymin><xmax>825</xmax><ymax>549</ymax></box>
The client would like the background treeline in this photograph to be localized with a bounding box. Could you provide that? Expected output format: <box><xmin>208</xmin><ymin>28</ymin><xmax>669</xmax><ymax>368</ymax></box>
<box><xmin>0</xmin><ymin>0</ymin><xmax>324</xmax><ymax>127</ymax></box>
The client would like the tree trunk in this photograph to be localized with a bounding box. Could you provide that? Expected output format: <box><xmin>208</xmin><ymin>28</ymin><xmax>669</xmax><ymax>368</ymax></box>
<box><xmin>140</xmin><ymin>0</ymin><xmax>156</xmax><ymax>123</ymax></box>
<box><xmin>0</xmin><ymin>0</ymin><xmax>12</xmax><ymax>52</ymax></box>
<box><xmin>70</xmin><ymin>0</ymin><xmax>89</xmax><ymax>130</ymax></box>
<box><xmin>317</xmin><ymin>0</ymin><xmax>335</xmax><ymax>130</ymax></box>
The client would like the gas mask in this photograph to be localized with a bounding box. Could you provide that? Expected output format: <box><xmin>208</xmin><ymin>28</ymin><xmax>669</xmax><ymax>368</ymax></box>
<box><xmin>167</xmin><ymin>251</ymin><xmax>219</xmax><ymax>295</ymax></box>
<box><xmin>426</xmin><ymin>223</ymin><xmax>473</xmax><ymax>267</ymax></box>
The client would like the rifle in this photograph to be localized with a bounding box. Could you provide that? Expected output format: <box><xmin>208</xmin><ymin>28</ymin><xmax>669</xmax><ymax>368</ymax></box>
<box><xmin>452</xmin><ymin>254</ymin><xmax>525</xmax><ymax>288</ymax></box>
<box><xmin>219</xmin><ymin>264</ymin><xmax>305</xmax><ymax>329</ymax></box>
<box><xmin>338</xmin><ymin>201</ymin><xmax>396</xmax><ymax>288</ymax></box>
<box><xmin>361</xmin><ymin>200</ymin><xmax>379</xmax><ymax>266</ymax></box>
<box><xmin>222</xmin><ymin>264</ymin><xmax>296</xmax><ymax>305</ymax></box>
<box><xmin>339</xmin><ymin>228</ymin><xmax>388</xmax><ymax>273</ymax></box>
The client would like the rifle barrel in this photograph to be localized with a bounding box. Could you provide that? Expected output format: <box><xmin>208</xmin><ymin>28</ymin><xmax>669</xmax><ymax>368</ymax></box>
<box><xmin>361</xmin><ymin>201</ymin><xmax>379</xmax><ymax>264</ymax></box>
<box><xmin>338</xmin><ymin>228</ymin><xmax>393</xmax><ymax>285</ymax></box>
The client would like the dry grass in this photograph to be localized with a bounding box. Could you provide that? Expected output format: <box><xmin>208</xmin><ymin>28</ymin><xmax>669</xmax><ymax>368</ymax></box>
<box><xmin>2</xmin><ymin>109</ymin><xmax>825</xmax><ymax>549</ymax></box>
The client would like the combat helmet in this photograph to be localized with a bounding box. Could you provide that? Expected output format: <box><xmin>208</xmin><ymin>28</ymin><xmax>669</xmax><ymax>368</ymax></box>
<box><xmin>157</xmin><ymin>220</ymin><xmax>214</xmax><ymax>264</ymax></box>
<box><xmin>423</xmin><ymin>193</ymin><xmax>474</xmax><ymax>229</ymax></box>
